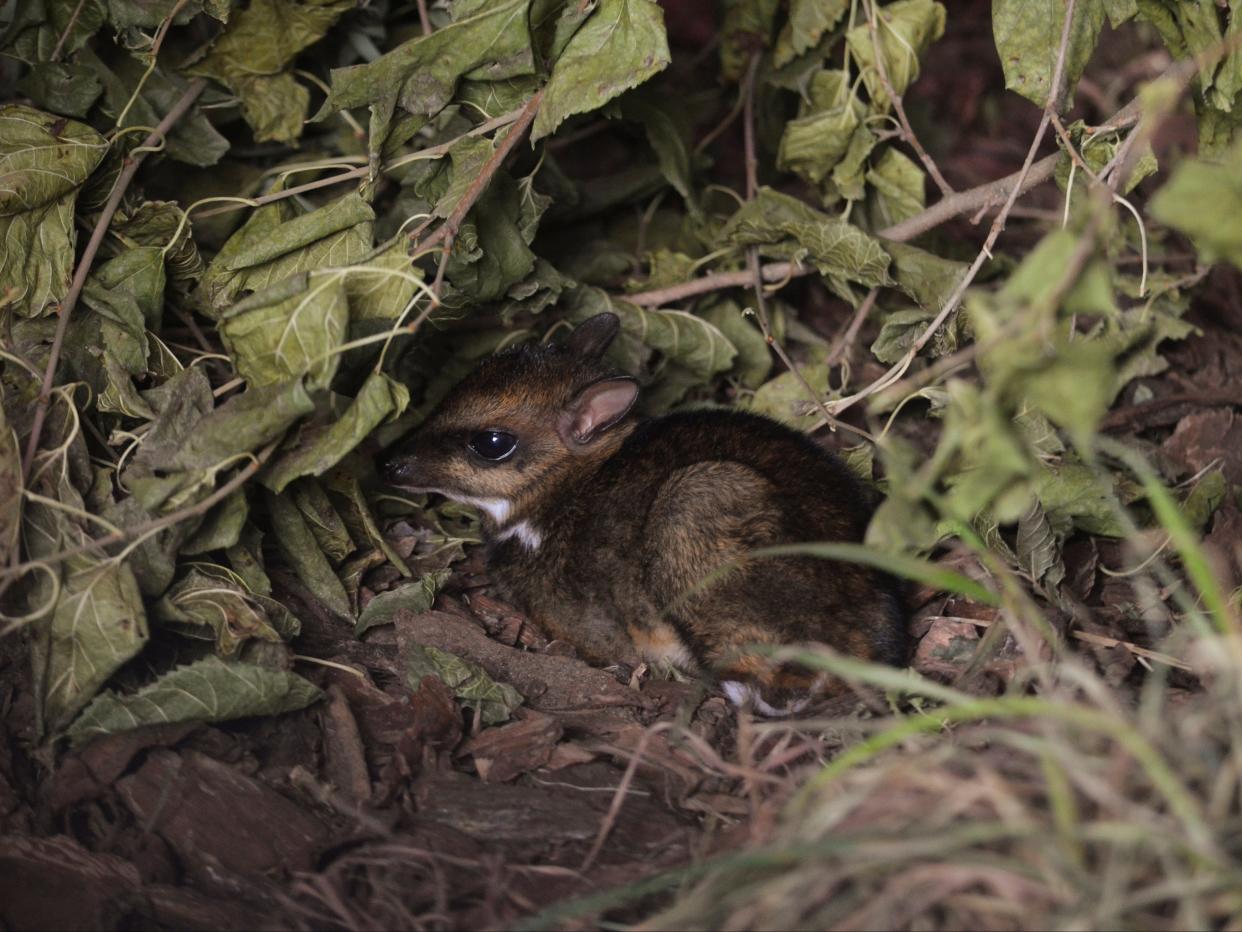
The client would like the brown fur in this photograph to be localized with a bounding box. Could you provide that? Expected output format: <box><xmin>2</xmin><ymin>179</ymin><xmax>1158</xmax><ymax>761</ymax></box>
<box><xmin>383</xmin><ymin>314</ymin><xmax>908</xmax><ymax>711</ymax></box>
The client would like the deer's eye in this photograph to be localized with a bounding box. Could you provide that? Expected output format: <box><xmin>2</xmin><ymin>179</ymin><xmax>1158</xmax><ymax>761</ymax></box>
<box><xmin>467</xmin><ymin>430</ymin><xmax>517</xmax><ymax>461</ymax></box>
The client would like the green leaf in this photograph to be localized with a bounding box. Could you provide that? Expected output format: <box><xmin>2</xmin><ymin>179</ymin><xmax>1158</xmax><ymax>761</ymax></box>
<box><xmin>845</xmin><ymin>0</ymin><xmax>946</xmax><ymax>110</ymax></box>
<box><xmin>721</xmin><ymin>187</ymin><xmax>892</xmax><ymax>299</ymax></box>
<box><xmin>198</xmin><ymin>191</ymin><xmax>374</xmax><ymax>316</ymax></box>
<box><xmin>533</xmin><ymin>0</ymin><xmax>671</xmax><ymax>141</ymax></box>
<box><xmin>190</xmin><ymin>0</ymin><xmax>353</xmax><ymax>143</ymax></box>
<box><xmin>777</xmin><ymin>70</ymin><xmax>864</xmax><ymax>185</ymax></box>
<box><xmin>883</xmin><ymin>241</ymin><xmax>968</xmax><ymax>312</ymax></box>
<box><xmin>747</xmin><ymin>364</ymin><xmax>829</xmax><ymax>430</ymax></box>
<box><xmin>774</xmin><ymin>0</ymin><xmax>849</xmax><ymax>67</ymax></box>
<box><xmin>182</xmin><ymin>491</ymin><xmax>250</xmax><ymax>555</ymax></box>
<box><xmin>126</xmin><ymin>378</ymin><xmax>315</xmax><ymax>514</ymax></box>
<box><xmin>263</xmin><ymin>372</ymin><xmax>409</xmax><ymax>493</ymax></box>
<box><xmin>267</xmin><ymin>488</ymin><xmax>353</xmax><ymax>617</ymax></box>
<box><xmin>0</xmin><ymin>105</ymin><xmax>107</xmax><ymax>318</ymax></box>
<box><xmin>867</xmin><ymin>147</ymin><xmax>925</xmax><ymax>225</ymax></box>
<box><xmin>153</xmin><ymin>564</ymin><xmax>297</xmax><ymax>655</ymax></box>
<box><xmin>16</xmin><ymin>62</ymin><xmax>102</xmax><ymax>118</ymax></box>
<box><xmin>23</xmin><ymin>480</ymin><xmax>149</xmax><ymax>734</ymax></box>
<box><xmin>699</xmin><ymin>301</ymin><xmax>773</xmax><ymax>388</ymax></box>
<box><xmin>405</xmin><ymin>644</ymin><xmax>524</xmax><ymax>725</ymax></box>
<box><xmin>65</xmin><ymin>655</ymin><xmax>322</xmax><ymax>746</ymax></box>
<box><xmin>0</xmin><ymin>398</ymin><xmax>20</xmax><ymax>567</ymax></box>
<box><xmin>1033</xmin><ymin>462</ymin><xmax>1126</xmax><ymax>538</ymax></box>
<box><xmin>326</xmin><ymin>0</ymin><xmax>534</xmax><ymax>116</ymax></box>
<box><xmin>219</xmin><ymin>275</ymin><xmax>349</xmax><ymax>390</ymax></box>
<box><xmin>356</xmin><ymin>569</ymin><xmax>451</xmax><ymax>637</ymax></box>
<box><xmin>1149</xmin><ymin>140</ymin><xmax>1242</xmax><ymax>270</ymax></box>
<box><xmin>992</xmin><ymin>0</ymin><xmax>1105</xmax><ymax>106</ymax></box>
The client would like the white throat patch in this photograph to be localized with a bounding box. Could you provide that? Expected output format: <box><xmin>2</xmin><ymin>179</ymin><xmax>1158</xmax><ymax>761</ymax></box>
<box><xmin>495</xmin><ymin>519</ymin><xmax>543</xmax><ymax>552</ymax></box>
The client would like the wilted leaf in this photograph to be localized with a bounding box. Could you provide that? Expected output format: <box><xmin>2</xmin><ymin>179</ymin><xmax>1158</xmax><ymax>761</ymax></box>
<box><xmin>867</xmin><ymin>147</ymin><xmax>925</xmax><ymax>225</ymax></box>
<box><xmin>191</xmin><ymin>0</ymin><xmax>353</xmax><ymax>143</ymax></box>
<box><xmin>263</xmin><ymin>372</ymin><xmax>409</xmax><ymax>493</ymax></box>
<box><xmin>777</xmin><ymin>70</ymin><xmax>864</xmax><ymax>185</ymax></box>
<box><xmin>992</xmin><ymin>0</ymin><xmax>1104</xmax><ymax>106</ymax></box>
<box><xmin>23</xmin><ymin>483</ymin><xmax>149</xmax><ymax>734</ymax></box>
<box><xmin>182</xmin><ymin>491</ymin><xmax>250</xmax><ymax>555</ymax></box>
<box><xmin>0</xmin><ymin>400</ymin><xmax>19</xmax><ymax>566</ymax></box>
<box><xmin>884</xmin><ymin>240</ymin><xmax>968</xmax><ymax>313</ymax></box>
<box><xmin>326</xmin><ymin>0</ymin><xmax>534</xmax><ymax>116</ymax></box>
<box><xmin>65</xmin><ymin>655</ymin><xmax>322</xmax><ymax>746</ymax></box>
<box><xmin>199</xmin><ymin>192</ymin><xmax>374</xmax><ymax>316</ymax></box>
<box><xmin>747</xmin><ymin>364</ymin><xmax>829</xmax><ymax>430</ymax></box>
<box><xmin>221</xmin><ymin>276</ymin><xmax>349</xmax><ymax>391</ymax></box>
<box><xmin>700</xmin><ymin>301</ymin><xmax>772</xmax><ymax>388</ymax></box>
<box><xmin>16</xmin><ymin>62</ymin><xmax>102</xmax><ymax>118</ymax></box>
<box><xmin>356</xmin><ymin>569</ymin><xmax>451</xmax><ymax>637</ymax></box>
<box><xmin>86</xmin><ymin>50</ymin><xmax>229</xmax><ymax>167</ymax></box>
<box><xmin>154</xmin><ymin>564</ymin><xmax>297</xmax><ymax>654</ymax></box>
<box><xmin>1182</xmin><ymin>468</ymin><xmax>1227</xmax><ymax>532</ymax></box>
<box><xmin>1034</xmin><ymin>462</ymin><xmax>1127</xmax><ymax>538</ymax></box>
<box><xmin>845</xmin><ymin>0</ymin><xmax>946</xmax><ymax>109</ymax></box>
<box><xmin>406</xmin><ymin>643</ymin><xmax>523</xmax><ymax>725</ymax></box>
<box><xmin>774</xmin><ymin>0</ymin><xmax>849</xmax><ymax>67</ymax></box>
<box><xmin>533</xmin><ymin>0</ymin><xmax>671</xmax><ymax>140</ymax></box>
<box><xmin>0</xmin><ymin>105</ymin><xmax>107</xmax><ymax>317</ymax></box>
<box><xmin>127</xmin><ymin>378</ymin><xmax>314</xmax><ymax>513</ymax></box>
<box><xmin>267</xmin><ymin>488</ymin><xmax>352</xmax><ymax>617</ymax></box>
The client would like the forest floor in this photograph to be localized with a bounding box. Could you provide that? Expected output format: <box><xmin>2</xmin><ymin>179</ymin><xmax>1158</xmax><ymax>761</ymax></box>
<box><xmin>3</xmin><ymin>1</ymin><xmax>1242</xmax><ymax>928</ymax></box>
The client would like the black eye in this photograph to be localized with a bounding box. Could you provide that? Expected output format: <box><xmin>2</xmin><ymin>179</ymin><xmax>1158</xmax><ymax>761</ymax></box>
<box><xmin>467</xmin><ymin>430</ymin><xmax>517</xmax><ymax>461</ymax></box>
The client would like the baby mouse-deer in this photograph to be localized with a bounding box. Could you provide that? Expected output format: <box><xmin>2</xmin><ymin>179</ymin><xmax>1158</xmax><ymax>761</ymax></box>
<box><xmin>383</xmin><ymin>312</ymin><xmax>907</xmax><ymax>715</ymax></box>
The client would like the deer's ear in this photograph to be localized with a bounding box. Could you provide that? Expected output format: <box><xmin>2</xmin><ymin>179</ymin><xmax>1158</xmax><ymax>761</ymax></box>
<box><xmin>567</xmin><ymin>312</ymin><xmax>620</xmax><ymax>359</ymax></box>
<box><xmin>559</xmin><ymin>377</ymin><xmax>638</xmax><ymax>446</ymax></box>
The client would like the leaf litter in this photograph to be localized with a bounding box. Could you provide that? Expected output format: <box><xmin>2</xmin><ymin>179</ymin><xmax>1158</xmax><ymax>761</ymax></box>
<box><xmin>0</xmin><ymin>0</ymin><xmax>1241</xmax><ymax>929</ymax></box>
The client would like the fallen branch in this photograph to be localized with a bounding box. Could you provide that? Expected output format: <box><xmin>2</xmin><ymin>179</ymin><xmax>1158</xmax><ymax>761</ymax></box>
<box><xmin>21</xmin><ymin>77</ymin><xmax>208</xmax><ymax>482</ymax></box>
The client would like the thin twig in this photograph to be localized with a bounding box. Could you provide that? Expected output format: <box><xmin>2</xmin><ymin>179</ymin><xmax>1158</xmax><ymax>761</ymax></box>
<box><xmin>21</xmin><ymin>78</ymin><xmax>208</xmax><ymax>482</ymax></box>
<box><xmin>863</xmin><ymin>0</ymin><xmax>953</xmax><ymax>196</ymax></box>
<box><xmin>416</xmin><ymin>0</ymin><xmax>431</xmax><ymax>35</ymax></box>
